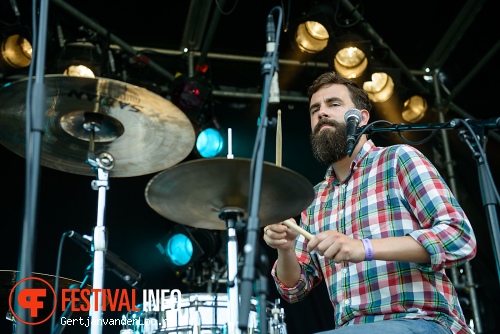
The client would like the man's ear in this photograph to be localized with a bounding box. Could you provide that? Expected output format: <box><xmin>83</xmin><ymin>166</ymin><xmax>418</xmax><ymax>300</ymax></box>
<box><xmin>360</xmin><ymin>109</ymin><xmax>370</xmax><ymax>126</ymax></box>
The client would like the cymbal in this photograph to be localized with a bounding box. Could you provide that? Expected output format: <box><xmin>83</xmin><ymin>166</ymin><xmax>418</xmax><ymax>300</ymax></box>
<box><xmin>0</xmin><ymin>270</ymin><xmax>92</xmax><ymax>318</ymax></box>
<box><xmin>0</xmin><ymin>75</ymin><xmax>195</xmax><ymax>177</ymax></box>
<box><xmin>145</xmin><ymin>158</ymin><xmax>314</xmax><ymax>230</ymax></box>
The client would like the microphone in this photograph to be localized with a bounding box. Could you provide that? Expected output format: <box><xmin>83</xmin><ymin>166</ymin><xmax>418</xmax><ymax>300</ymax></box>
<box><xmin>9</xmin><ymin>0</ymin><xmax>20</xmax><ymax>18</ymax></box>
<box><xmin>67</xmin><ymin>230</ymin><xmax>144</xmax><ymax>288</ymax></box>
<box><xmin>266</xmin><ymin>14</ymin><xmax>280</xmax><ymax>104</ymax></box>
<box><xmin>266</xmin><ymin>14</ymin><xmax>276</xmax><ymax>54</ymax></box>
<box><xmin>56</xmin><ymin>24</ymin><xmax>65</xmax><ymax>48</ymax></box>
<box><xmin>345</xmin><ymin>108</ymin><xmax>363</xmax><ymax>156</ymax></box>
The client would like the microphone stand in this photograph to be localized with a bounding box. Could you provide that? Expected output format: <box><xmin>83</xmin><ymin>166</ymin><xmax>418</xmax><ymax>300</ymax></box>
<box><xmin>358</xmin><ymin>119</ymin><xmax>500</xmax><ymax>283</ymax></box>
<box><xmin>457</xmin><ymin>126</ymin><xmax>500</xmax><ymax>283</ymax></box>
<box><xmin>16</xmin><ymin>1</ymin><xmax>49</xmax><ymax>333</ymax></box>
<box><xmin>239</xmin><ymin>6</ymin><xmax>282</xmax><ymax>333</ymax></box>
<box><xmin>51</xmin><ymin>265</ymin><xmax>92</xmax><ymax>334</ymax></box>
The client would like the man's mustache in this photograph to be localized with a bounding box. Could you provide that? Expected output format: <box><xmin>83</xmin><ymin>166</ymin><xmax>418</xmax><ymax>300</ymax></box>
<box><xmin>313</xmin><ymin>119</ymin><xmax>341</xmax><ymax>135</ymax></box>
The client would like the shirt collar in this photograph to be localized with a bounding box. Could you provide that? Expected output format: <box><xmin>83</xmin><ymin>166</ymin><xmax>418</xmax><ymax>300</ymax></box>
<box><xmin>324</xmin><ymin>140</ymin><xmax>376</xmax><ymax>184</ymax></box>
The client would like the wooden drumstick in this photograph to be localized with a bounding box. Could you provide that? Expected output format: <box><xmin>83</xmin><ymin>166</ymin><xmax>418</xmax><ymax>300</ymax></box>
<box><xmin>282</xmin><ymin>219</ymin><xmax>313</xmax><ymax>241</ymax></box>
<box><xmin>276</xmin><ymin>109</ymin><xmax>282</xmax><ymax>167</ymax></box>
<box><xmin>273</xmin><ymin>116</ymin><xmax>313</xmax><ymax>241</ymax></box>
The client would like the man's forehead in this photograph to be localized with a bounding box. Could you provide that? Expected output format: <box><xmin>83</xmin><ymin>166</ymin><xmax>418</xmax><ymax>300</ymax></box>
<box><xmin>311</xmin><ymin>84</ymin><xmax>349</xmax><ymax>102</ymax></box>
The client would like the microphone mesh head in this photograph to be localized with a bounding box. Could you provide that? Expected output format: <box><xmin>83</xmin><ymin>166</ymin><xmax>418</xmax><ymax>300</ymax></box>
<box><xmin>344</xmin><ymin>108</ymin><xmax>362</xmax><ymax>122</ymax></box>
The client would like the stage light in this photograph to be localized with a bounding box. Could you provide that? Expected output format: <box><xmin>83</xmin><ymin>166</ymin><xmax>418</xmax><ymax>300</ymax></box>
<box><xmin>334</xmin><ymin>47</ymin><xmax>368</xmax><ymax>79</ymax></box>
<box><xmin>171</xmin><ymin>74</ymin><xmax>212</xmax><ymax>122</ymax></box>
<box><xmin>196</xmin><ymin>127</ymin><xmax>224</xmax><ymax>158</ymax></box>
<box><xmin>156</xmin><ymin>225</ymin><xmax>221</xmax><ymax>276</ymax></box>
<box><xmin>63</xmin><ymin>64</ymin><xmax>95</xmax><ymax>78</ymax></box>
<box><xmin>165</xmin><ymin>233</ymin><xmax>193</xmax><ymax>266</ymax></box>
<box><xmin>295</xmin><ymin>21</ymin><xmax>329</xmax><ymax>54</ymax></box>
<box><xmin>293</xmin><ymin>2</ymin><xmax>334</xmax><ymax>54</ymax></box>
<box><xmin>56</xmin><ymin>42</ymin><xmax>101</xmax><ymax>78</ymax></box>
<box><xmin>0</xmin><ymin>34</ymin><xmax>32</xmax><ymax>69</ymax></box>
<box><xmin>402</xmin><ymin>95</ymin><xmax>428</xmax><ymax>123</ymax></box>
<box><xmin>362</xmin><ymin>72</ymin><xmax>394</xmax><ymax>103</ymax></box>
<box><xmin>333</xmin><ymin>36</ymin><xmax>371</xmax><ymax>79</ymax></box>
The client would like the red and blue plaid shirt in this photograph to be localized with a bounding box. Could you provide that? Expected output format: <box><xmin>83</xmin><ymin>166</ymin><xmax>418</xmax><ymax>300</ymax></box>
<box><xmin>272</xmin><ymin>140</ymin><xmax>476</xmax><ymax>333</ymax></box>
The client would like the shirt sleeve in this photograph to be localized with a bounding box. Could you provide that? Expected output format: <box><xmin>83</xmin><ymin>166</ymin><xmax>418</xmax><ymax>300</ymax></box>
<box><xmin>397</xmin><ymin>145</ymin><xmax>477</xmax><ymax>271</ymax></box>
<box><xmin>270</xmin><ymin>214</ymin><xmax>324</xmax><ymax>302</ymax></box>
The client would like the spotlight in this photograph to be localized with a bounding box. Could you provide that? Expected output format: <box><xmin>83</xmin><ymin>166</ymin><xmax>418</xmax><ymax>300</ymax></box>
<box><xmin>402</xmin><ymin>95</ymin><xmax>427</xmax><ymax>123</ymax></box>
<box><xmin>334</xmin><ymin>47</ymin><xmax>368</xmax><ymax>79</ymax></box>
<box><xmin>362</xmin><ymin>72</ymin><xmax>394</xmax><ymax>103</ymax></box>
<box><xmin>295</xmin><ymin>21</ymin><xmax>329</xmax><ymax>54</ymax></box>
<box><xmin>56</xmin><ymin>42</ymin><xmax>102</xmax><ymax>78</ymax></box>
<box><xmin>293</xmin><ymin>2</ymin><xmax>334</xmax><ymax>54</ymax></box>
<box><xmin>196</xmin><ymin>127</ymin><xmax>224</xmax><ymax>158</ymax></box>
<box><xmin>156</xmin><ymin>225</ymin><xmax>221</xmax><ymax>276</ymax></box>
<box><xmin>63</xmin><ymin>64</ymin><xmax>95</xmax><ymax>78</ymax></box>
<box><xmin>333</xmin><ymin>35</ymin><xmax>371</xmax><ymax>79</ymax></box>
<box><xmin>0</xmin><ymin>34</ymin><xmax>32</xmax><ymax>70</ymax></box>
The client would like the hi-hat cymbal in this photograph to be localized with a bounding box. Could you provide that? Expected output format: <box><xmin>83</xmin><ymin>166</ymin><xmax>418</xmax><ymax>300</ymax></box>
<box><xmin>0</xmin><ymin>75</ymin><xmax>195</xmax><ymax>177</ymax></box>
<box><xmin>145</xmin><ymin>158</ymin><xmax>314</xmax><ymax>230</ymax></box>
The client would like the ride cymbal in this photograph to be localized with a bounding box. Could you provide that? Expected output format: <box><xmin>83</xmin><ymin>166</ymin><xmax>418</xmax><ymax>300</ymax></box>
<box><xmin>145</xmin><ymin>158</ymin><xmax>314</xmax><ymax>230</ymax></box>
<box><xmin>0</xmin><ymin>75</ymin><xmax>195</xmax><ymax>177</ymax></box>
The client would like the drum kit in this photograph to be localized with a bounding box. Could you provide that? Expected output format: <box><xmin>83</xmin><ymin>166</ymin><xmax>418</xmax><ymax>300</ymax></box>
<box><xmin>0</xmin><ymin>75</ymin><xmax>314</xmax><ymax>333</ymax></box>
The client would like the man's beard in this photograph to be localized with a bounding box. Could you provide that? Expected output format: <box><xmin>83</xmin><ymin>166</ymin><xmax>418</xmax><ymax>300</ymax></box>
<box><xmin>310</xmin><ymin>119</ymin><xmax>349</xmax><ymax>165</ymax></box>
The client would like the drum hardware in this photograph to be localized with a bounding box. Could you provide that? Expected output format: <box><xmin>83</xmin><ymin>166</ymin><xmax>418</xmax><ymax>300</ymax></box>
<box><xmin>0</xmin><ymin>71</ymin><xmax>197</xmax><ymax>327</ymax></box>
<box><xmin>81</xmin><ymin>110</ymin><xmax>113</xmax><ymax>334</ymax></box>
<box><xmin>144</xmin><ymin>158</ymin><xmax>314</xmax><ymax>231</ymax></box>
<box><xmin>120</xmin><ymin>293</ymin><xmax>287</xmax><ymax>334</ymax></box>
<box><xmin>219</xmin><ymin>208</ymin><xmax>245</xmax><ymax>334</ymax></box>
<box><xmin>145</xmin><ymin>158</ymin><xmax>313</xmax><ymax>333</ymax></box>
<box><xmin>268</xmin><ymin>299</ymin><xmax>287</xmax><ymax>334</ymax></box>
<box><xmin>0</xmin><ymin>74</ymin><xmax>196</xmax><ymax>177</ymax></box>
<box><xmin>182</xmin><ymin>255</ymin><xmax>228</xmax><ymax>293</ymax></box>
<box><xmin>0</xmin><ymin>75</ymin><xmax>196</xmax><ymax>334</ymax></box>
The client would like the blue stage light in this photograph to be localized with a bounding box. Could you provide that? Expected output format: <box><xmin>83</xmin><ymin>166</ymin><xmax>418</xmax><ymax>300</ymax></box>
<box><xmin>166</xmin><ymin>233</ymin><xmax>193</xmax><ymax>266</ymax></box>
<box><xmin>196</xmin><ymin>128</ymin><xmax>223</xmax><ymax>158</ymax></box>
<box><xmin>156</xmin><ymin>225</ymin><xmax>222</xmax><ymax>277</ymax></box>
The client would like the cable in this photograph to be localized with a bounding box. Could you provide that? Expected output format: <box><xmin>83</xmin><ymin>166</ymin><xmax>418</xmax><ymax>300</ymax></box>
<box><xmin>50</xmin><ymin>231</ymin><xmax>69</xmax><ymax>332</ymax></box>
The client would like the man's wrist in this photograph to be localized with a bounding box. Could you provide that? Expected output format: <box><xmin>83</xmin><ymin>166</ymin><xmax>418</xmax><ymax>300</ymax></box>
<box><xmin>361</xmin><ymin>238</ymin><xmax>374</xmax><ymax>261</ymax></box>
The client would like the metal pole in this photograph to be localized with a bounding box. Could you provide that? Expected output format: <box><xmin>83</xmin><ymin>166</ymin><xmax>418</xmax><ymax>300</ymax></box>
<box><xmin>433</xmin><ymin>71</ymin><xmax>483</xmax><ymax>333</ymax></box>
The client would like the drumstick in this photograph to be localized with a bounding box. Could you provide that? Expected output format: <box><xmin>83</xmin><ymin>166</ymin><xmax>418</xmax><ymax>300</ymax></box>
<box><xmin>273</xmin><ymin>113</ymin><xmax>313</xmax><ymax>241</ymax></box>
<box><xmin>276</xmin><ymin>109</ymin><xmax>282</xmax><ymax>167</ymax></box>
<box><xmin>282</xmin><ymin>219</ymin><xmax>313</xmax><ymax>241</ymax></box>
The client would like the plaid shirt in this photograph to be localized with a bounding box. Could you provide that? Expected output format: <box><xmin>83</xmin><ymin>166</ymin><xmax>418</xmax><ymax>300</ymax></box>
<box><xmin>272</xmin><ymin>140</ymin><xmax>476</xmax><ymax>333</ymax></box>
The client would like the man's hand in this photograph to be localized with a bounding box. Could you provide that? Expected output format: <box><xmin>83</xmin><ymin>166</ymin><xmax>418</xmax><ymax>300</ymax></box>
<box><xmin>263</xmin><ymin>218</ymin><xmax>299</xmax><ymax>251</ymax></box>
<box><xmin>307</xmin><ymin>230</ymin><xmax>365</xmax><ymax>263</ymax></box>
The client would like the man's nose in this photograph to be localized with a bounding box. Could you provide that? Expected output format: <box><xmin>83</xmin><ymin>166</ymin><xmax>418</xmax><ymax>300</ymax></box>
<box><xmin>317</xmin><ymin>107</ymin><xmax>330</xmax><ymax>119</ymax></box>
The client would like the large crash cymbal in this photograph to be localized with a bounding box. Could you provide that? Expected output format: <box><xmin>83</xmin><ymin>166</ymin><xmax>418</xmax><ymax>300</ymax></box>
<box><xmin>145</xmin><ymin>158</ymin><xmax>314</xmax><ymax>230</ymax></box>
<box><xmin>0</xmin><ymin>75</ymin><xmax>195</xmax><ymax>177</ymax></box>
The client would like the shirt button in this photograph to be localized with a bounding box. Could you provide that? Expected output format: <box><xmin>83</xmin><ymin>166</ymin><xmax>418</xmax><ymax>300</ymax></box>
<box><xmin>344</xmin><ymin>299</ymin><xmax>350</xmax><ymax>305</ymax></box>
<box><xmin>342</xmin><ymin>268</ymin><xmax>347</xmax><ymax>274</ymax></box>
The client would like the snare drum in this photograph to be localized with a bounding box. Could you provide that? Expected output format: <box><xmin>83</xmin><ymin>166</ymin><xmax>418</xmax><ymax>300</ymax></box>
<box><xmin>120</xmin><ymin>293</ymin><xmax>286</xmax><ymax>334</ymax></box>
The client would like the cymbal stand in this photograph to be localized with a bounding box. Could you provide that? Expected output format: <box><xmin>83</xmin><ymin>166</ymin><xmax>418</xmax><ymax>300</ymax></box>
<box><xmin>85</xmin><ymin>117</ymin><xmax>115</xmax><ymax>334</ymax></box>
<box><xmin>219</xmin><ymin>208</ymin><xmax>244</xmax><ymax>334</ymax></box>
